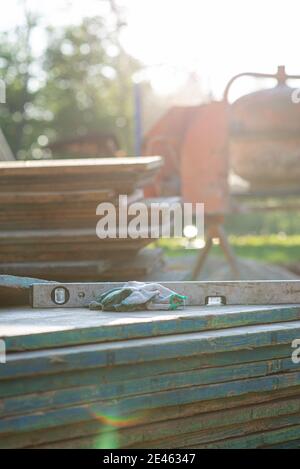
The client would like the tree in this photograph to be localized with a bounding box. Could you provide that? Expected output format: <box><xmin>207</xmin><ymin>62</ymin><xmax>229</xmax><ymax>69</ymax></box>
<box><xmin>0</xmin><ymin>2</ymin><xmax>141</xmax><ymax>158</ymax></box>
<box><xmin>41</xmin><ymin>14</ymin><xmax>140</xmax><ymax>154</ymax></box>
<box><xmin>0</xmin><ymin>8</ymin><xmax>44</xmax><ymax>158</ymax></box>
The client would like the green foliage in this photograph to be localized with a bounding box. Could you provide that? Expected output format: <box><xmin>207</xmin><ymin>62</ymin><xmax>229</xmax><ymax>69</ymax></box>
<box><xmin>41</xmin><ymin>16</ymin><xmax>139</xmax><ymax>154</ymax></box>
<box><xmin>0</xmin><ymin>10</ymin><xmax>140</xmax><ymax>158</ymax></box>
<box><xmin>0</xmin><ymin>11</ymin><xmax>44</xmax><ymax>157</ymax></box>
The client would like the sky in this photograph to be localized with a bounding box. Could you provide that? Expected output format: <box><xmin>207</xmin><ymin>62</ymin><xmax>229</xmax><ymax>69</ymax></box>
<box><xmin>1</xmin><ymin>0</ymin><xmax>300</xmax><ymax>99</ymax></box>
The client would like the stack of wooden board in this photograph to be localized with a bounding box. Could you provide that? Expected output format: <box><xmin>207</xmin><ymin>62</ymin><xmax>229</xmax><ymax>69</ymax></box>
<box><xmin>0</xmin><ymin>157</ymin><xmax>165</xmax><ymax>281</ymax></box>
<box><xmin>0</xmin><ymin>158</ymin><xmax>161</xmax><ymax>197</ymax></box>
<box><xmin>0</xmin><ymin>281</ymin><xmax>300</xmax><ymax>449</ymax></box>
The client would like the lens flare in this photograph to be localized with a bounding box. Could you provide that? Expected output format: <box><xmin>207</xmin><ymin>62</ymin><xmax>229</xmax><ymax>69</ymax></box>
<box><xmin>90</xmin><ymin>410</ymin><xmax>148</xmax><ymax>449</ymax></box>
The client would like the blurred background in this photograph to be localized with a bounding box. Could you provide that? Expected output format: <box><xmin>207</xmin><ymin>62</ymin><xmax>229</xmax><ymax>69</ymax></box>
<box><xmin>1</xmin><ymin>0</ymin><xmax>300</xmax><ymax>280</ymax></box>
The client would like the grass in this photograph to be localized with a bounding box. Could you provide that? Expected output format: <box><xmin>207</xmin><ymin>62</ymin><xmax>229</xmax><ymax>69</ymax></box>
<box><xmin>155</xmin><ymin>234</ymin><xmax>300</xmax><ymax>265</ymax></box>
<box><xmin>228</xmin><ymin>235</ymin><xmax>300</xmax><ymax>264</ymax></box>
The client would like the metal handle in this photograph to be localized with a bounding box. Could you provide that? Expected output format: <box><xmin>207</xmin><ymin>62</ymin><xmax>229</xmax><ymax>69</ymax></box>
<box><xmin>223</xmin><ymin>65</ymin><xmax>300</xmax><ymax>103</ymax></box>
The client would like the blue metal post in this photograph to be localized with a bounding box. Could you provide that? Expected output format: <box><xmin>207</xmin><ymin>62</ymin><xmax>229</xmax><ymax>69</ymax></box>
<box><xmin>134</xmin><ymin>82</ymin><xmax>143</xmax><ymax>156</ymax></box>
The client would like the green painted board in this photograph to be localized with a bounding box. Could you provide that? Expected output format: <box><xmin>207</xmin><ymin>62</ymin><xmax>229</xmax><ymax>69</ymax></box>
<box><xmin>134</xmin><ymin>412</ymin><xmax>300</xmax><ymax>449</ymax></box>
<box><xmin>266</xmin><ymin>439</ymin><xmax>300</xmax><ymax>449</ymax></box>
<box><xmin>1</xmin><ymin>372</ymin><xmax>300</xmax><ymax>436</ymax></box>
<box><xmin>26</xmin><ymin>414</ymin><xmax>300</xmax><ymax>449</ymax></box>
<box><xmin>1</xmin><ymin>304</ymin><xmax>300</xmax><ymax>352</ymax></box>
<box><xmin>2</xmin><ymin>392</ymin><xmax>300</xmax><ymax>449</ymax></box>
<box><xmin>1</xmin><ymin>297</ymin><xmax>300</xmax><ymax>449</ymax></box>
<box><xmin>4</xmin><ymin>379</ymin><xmax>300</xmax><ymax>449</ymax></box>
<box><xmin>1</xmin><ymin>321</ymin><xmax>300</xmax><ymax>379</ymax></box>
<box><xmin>1</xmin><ymin>357</ymin><xmax>298</xmax><ymax>418</ymax></box>
<box><xmin>0</xmin><ymin>344</ymin><xmax>291</xmax><ymax>399</ymax></box>
<box><xmin>195</xmin><ymin>424</ymin><xmax>300</xmax><ymax>449</ymax></box>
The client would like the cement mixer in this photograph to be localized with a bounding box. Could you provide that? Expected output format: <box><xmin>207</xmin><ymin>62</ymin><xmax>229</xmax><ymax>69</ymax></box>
<box><xmin>143</xmin><ymin>66</ymin><xmax>300</xmax><ymax>205</ymax></box>
<box><xmin>143</xmin><ymin>66</ymin><xmax>300</xmax><ymax>278</ymax></box>
<box><xmin>228</xmin><ymin>65</ymin><xmax>300</xmax><ymax>190</ymax></box>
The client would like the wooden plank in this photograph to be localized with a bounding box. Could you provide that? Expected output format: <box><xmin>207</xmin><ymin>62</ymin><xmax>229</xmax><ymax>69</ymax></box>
<box><xmin>0</xmin><ymin>189</ymin><xmax>115</xmax><ymax>205</ymax></box>
<box><xmin>134</xmin><ymin>412</ymin><xmax>300</xmax><ymax>449</ymax></box>
<box><xmin>193</xmin><ymin>424</ymin><xmax>300</xmax><ymax>449</ymax></box>
<box><xmin>1</xmin><ymin>321</ymin><xmax>300</xmax><ymax>379</ymax></box>
<box><xmin>0</xmin><ymin>248</ymin><xmax>162</xmax><ymax>283</ymax></box>
<box><xmin>265</xmin><ymin>438</ymin><xmax>300</xmax><ymax>449</ymax></box>
<box><xmin>2</xmin><ymin>304</ymin><xmax>300</xmax><ymax>353</ymax></box>
<box><xmin>0</xmin><ymin>191</ymin><xmax>145</xmax><ymax>230</ymax></box>
<box><xmin>2</xmin><ymin>393</ymin><xmax>300</xmax><ymax>449</ymax></box>
<box><xmin>0</xmin><ymin>202</ymin><xmax>172</xmax><ymax>242</ymax></box>
<box><xmin>1</xmin><ymin>372</ymin><xmax>300</xmax><ymax>435</ymax></box>
<box><xmin>0</xmin><ymin>260</ymin><xmax>111</xmax><ymax>282</ymax></box>
<box><xmin>19</xmin><ymin>387</ymin><xmax>300</xmax><ymax>448</ymax></box>
<box><xmin>0</xmin><ymin>239</ymin><xmax>151</xmax><ymax>263</ymax></box>
<box><xmin>1</xmin><ymin>357</ymin><xmax>298</xmax><ymax>419</ymax></box>
<box><xmin>0</xmin><ymin>228</ymin><xmax>146</xmax><ymax>243</ymax></box>
<box><xmin>31</xmin><ymin>280</ymin><xmax>300</xmax><ymax>308</ymax></box>
<box><xmin>0</xmin><ymin>274</ymin><xmax>299</xmax><ymax>449</ymax></box>
<box><xmin>0</xmin><ymin>177</ymin><xmax>153</xmax><ymax>194</ymax></box>
<box><xmin>0</xmin><ymin>156</ymin><xmax>163</xmax><ymax>177</ymax></box>
<box><xmin>102</xmin><ymin>398</ymin><xmax>300</xmax><ymax>449</ymax></box>
<box><xmin>22</xmin><ymin>410</ymin><xmax>300</xmax><ymax>449</ymax></box>
<box><xmin>0</xmin><ymin>344</ymin><xmax>291</xmax><ymax>398</ymax></box>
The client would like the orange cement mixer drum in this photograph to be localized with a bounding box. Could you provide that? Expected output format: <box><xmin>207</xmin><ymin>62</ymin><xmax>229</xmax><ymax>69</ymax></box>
<box><xmin>181</xmin><ymin>101</ymin><xmax>229</xmax><ymax>214</ymax></box>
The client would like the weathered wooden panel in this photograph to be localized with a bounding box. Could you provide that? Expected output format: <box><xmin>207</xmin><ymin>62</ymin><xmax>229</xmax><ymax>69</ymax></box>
<box><xmin>1</xmin><ymin>304</ymin><xmax>300</xmax><ymax>352</ymax></box>
<box><xmin>1</xmin><ymin>320</ymin><xmax>300</xmax><ymax>380</ymax></box>
<box><xmin>0</xmin><ymin>344</ymin><xmax>291</xmax><ymax>398</ymax></box>
<box><xmin>1</xmin><ymin>297</ymin><xmax>300</xmax><ymax>448</ymax></box>
<box><xmin>193</xmin><ymin>424</ymin><xmax>300</xmax><ymax>449</ymax></box>
<box><xmin>17</xmin><ymin>396</ymin><xmax>300</xmax><ymax>449</ymax></box>
<box><xmin>2</xmin><ymin>357</ymin><xmax>298</xmax><ymax>419</ymax></box>
<box><xmin>0</xmin><ymin>248</ymin><xmax>163</xmax><ymax>283</ymax></box>
<box><xmin>0</xmin><ymin>157</ymin><xmax>163</xmax><ymax>283</ymax></box>
<box><xmin>1</xmin><ymin>372</ymin><xmax>300</xmax><ymax>437</ymax></box>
